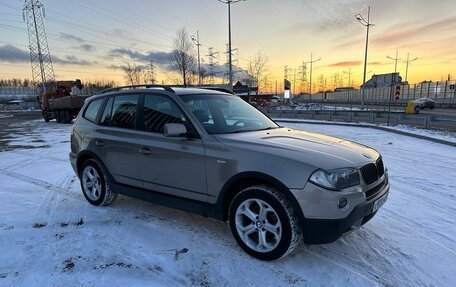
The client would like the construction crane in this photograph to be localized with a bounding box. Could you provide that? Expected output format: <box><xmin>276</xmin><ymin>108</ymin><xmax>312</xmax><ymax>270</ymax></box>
<box><xmin>23</xmin><ymin>0</ymin><xmax>55</xmax><ymax>93</ymax></box>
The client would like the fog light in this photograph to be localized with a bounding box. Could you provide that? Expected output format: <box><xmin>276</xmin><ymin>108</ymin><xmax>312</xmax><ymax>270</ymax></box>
<box><xmin>338</xmin><ymin>198</ymin><xmax>348</xmax><ymax>209</ymax></box>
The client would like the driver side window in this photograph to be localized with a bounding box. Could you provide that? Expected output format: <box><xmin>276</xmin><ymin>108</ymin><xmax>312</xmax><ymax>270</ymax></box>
<box><xmin>143</xmin><ymin>95</ymin><xmax>186</xmax><ymax>133</ymax></box>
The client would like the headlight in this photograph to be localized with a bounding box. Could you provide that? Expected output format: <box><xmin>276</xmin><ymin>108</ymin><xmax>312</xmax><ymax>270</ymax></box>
<box><xmin>309</xmin><ymin>168</ymin><xmax>360</xmax><ymax>190</ymax></box>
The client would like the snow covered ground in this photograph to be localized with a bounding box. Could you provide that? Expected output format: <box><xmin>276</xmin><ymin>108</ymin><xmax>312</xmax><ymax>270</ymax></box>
<box><xmin>275</xmin><ymin>118</ymin><xmax>456</xmax><ymax>144</ymax></box>
<box><xmin>0</xmin><ymin>119</ymin><xmax>455</xmax><ymax>287</ymax></box>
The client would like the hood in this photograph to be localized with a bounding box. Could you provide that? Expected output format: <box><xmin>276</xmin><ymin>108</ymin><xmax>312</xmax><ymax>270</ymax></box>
<box><xmin>214</xmin><ymin>127</ymin><xmax>379</xmax><ymax>170</ymax></box>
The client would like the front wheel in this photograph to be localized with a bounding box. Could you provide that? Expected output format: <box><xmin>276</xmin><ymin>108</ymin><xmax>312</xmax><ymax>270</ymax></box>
<box><xmin>229</xmin><ymin>185</ymin><xmax>301</xmax><ymax>261</ymax></box>
<box><xmin>79</xmin><ymin>159</ymin><xmax>117</xmax><ymax>206</ymax></box>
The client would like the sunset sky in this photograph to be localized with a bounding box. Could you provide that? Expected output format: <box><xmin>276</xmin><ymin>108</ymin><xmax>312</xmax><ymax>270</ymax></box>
<box><xmin>1</xmin><ymin>0</ymin><xmax>455</xmax><ymax>91</ymax></box>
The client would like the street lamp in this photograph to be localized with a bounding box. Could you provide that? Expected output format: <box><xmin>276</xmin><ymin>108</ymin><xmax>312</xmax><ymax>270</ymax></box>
<box><xmin>356</xmin><ymin>6</ymin><xmax>374</xmax><ymax>109</ymax></box>
<box><xmin>190</xmin><ymin>31</ymin><xmax>202</xmax><ymax>86</ymax></box>
<box><xmin>219</xmin><ymin>0</ymin><xmax>245</xmax><ymax>89</ymax></box>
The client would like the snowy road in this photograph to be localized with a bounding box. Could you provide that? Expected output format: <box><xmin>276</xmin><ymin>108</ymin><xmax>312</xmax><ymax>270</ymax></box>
<box><xmin>0</xmin><ymin>119</ymin><xmax>455</xmax><ymax>287</ymax></box>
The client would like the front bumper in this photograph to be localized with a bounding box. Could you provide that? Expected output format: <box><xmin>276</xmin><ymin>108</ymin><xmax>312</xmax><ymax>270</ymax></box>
<box><xmin>301</xmin><ymin>179</ymin><xmax>389</xmax><ymax>244</ymax></box>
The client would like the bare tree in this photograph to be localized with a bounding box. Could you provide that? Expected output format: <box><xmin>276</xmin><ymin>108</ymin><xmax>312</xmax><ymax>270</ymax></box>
<box><xmin>246</xmin><ymin>50</ymin><xmax>270</xmax><ymax>95</ymax></box>
<box><xmin>169</xmin><ymin>27</ymin><xmax>196</xmax><ymax>86</ymax></box>
<box><xmin>123</xmin><ymin>63</ymin><xmax>148</xmax><ymax>85</ymax></box>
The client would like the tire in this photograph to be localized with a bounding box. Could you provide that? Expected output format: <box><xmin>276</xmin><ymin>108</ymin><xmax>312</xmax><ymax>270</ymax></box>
<box><xmin>65</xmin><ymin>111</ymin><xmax>73</xmax><ymax>123</ymax></box>
<box><xmin>62</xmin><ymin>110</ymin><xmax>70</xmax><ymax>124</ymax></box>
<box><xmin>55</xmin><ymin>111</ymin><xmax>62</xmax><ymax>123</ymax></box>
<box><xmin>229</xmin><ymin>185</ymin><xmax>301</xmax><ymax>261</ymax></box>
<box><xmin>43</xmin><ymin>111</ymin><xmax>50</xmax><ymax>122</ymax></box>
<box><xmin>79</xmin><ymin>159</ymin><xmax>118</xmax><ymax>206</ymax></box>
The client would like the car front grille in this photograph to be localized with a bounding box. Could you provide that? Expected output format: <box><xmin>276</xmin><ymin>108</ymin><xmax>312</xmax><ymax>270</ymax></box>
<box><xmin>360</xmin><ymin>157</ymin><xmax>385</xmax><ymax>185</ymax></box>
<box><xmin>365</xmin><ymin>179</ymin><xmax>386</xmax><ymax>200</ymax></box>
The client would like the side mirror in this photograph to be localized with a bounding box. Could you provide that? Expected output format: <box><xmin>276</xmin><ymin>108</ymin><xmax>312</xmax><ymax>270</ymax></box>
<box><xmin>164</xmin><ymin>123</ymin><xmax>187</xmax><ymax>137</ymax></box>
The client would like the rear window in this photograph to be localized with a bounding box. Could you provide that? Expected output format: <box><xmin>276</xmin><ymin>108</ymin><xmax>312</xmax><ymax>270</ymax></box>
<box><xmin>83</xmin><ymin>98</ymin><xmax>103</xmax><ymax>123</ymax></box>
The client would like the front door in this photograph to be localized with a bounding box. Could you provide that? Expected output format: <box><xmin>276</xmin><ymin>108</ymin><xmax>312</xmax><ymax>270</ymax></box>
<box><xmin>136</xmin><ymin>94</ymin><xmax>207</xmax><ymax>202</ymax></box>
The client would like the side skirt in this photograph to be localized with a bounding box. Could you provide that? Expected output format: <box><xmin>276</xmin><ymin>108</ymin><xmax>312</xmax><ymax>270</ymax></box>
<box><xmin>110</xmin><ymin>182</ymin><xmax>223</xmax><ymax>220</ymax></box>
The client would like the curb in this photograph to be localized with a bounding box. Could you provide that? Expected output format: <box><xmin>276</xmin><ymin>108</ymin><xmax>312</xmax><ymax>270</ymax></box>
<box><xmin>274</xmin><ymin>119</ymin><xmax>456</xmax><ymax>147</ymax></box>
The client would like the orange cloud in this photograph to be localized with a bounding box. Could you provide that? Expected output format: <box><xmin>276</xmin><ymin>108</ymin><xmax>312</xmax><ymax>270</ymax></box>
<box><xmin>328</xmin><ymin>61</ymin><xmax>361</xmax><ymax>67</ymax></box>
<box><xmin>373</xmin><ymin>15</ymin><xmax>456</xmax><ymax>46</ymax></box>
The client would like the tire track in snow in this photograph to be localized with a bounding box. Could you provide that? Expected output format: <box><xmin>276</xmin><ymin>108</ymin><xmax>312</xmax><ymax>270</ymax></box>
<box><xmin>0</xmin><ymin>168</ymin><xmax>82</xmax><ymax>203</ymax></box>
<box><xmin>380</xmin><ymin>209</ymin><xmax>456</xmax><ymax>257</ymax></box>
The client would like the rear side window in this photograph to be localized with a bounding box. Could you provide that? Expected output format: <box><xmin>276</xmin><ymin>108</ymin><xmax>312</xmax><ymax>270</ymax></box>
<box><xmin>111</xmin><ymin>94</ymin><xmax>138</xmax><ymax>129</ymax></box>
<box><xmin>143</xmin><ymin>95</ymin><xmax>186</xmax><ymax>133</ymax></box>
<box><xmin>83</xmin><ymin>98</ymin><xmax>103</xmax><ymax>123</ymax></box>
<box><xmin>100</xmin><ymin>97</ymin><xmax>114</xmax><ymax>126</ymax></box>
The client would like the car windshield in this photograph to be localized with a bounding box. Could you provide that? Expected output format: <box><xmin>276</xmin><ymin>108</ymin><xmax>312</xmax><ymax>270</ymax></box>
<box><xmin>181</xmin><ymin>94</ymin><xmax>279</xmax><ymax>134</ymax></box>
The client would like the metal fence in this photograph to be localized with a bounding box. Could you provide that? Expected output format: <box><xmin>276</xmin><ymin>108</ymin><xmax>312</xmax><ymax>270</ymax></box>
<box><xmin>300</xmin><ymin>81</ymin><xmax>456</xmax><ymax>106</ymax></box>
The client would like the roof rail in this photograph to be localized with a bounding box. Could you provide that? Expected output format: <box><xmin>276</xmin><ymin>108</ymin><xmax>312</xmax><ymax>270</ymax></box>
<box><xmin>200</xmin><ymin>87</ymin><xmax>234</xmax><ymax>94</ymax></box>
<box><xmin>99</xmin><ymin>84</ymin><xmax>175</xmax><ymax>94</ymax></box>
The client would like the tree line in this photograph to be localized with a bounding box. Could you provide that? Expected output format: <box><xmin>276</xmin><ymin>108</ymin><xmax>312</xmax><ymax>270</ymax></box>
<box><xmin>124</xmin><ymin>27</ymin><xmax>271</xmax><ymax>93</ymax></box>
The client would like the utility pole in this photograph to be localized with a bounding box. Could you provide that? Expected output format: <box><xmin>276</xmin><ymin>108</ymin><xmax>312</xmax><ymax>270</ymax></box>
<box><xmin>224</xmin><ymin>45</ymin><xmax>238</xmax><ymax>83</ymax></box>
<box><xmin>387</xmin><ymin>50</ymin><xmax>400</xmax><ymax>80</ymax></box>
<box><xmin>149</xmin><ymin>59</ymin><xmax>156</xmax><ymax>84</ymax></box>
<box><xmin>284</xmin><ymin>65</ymin><xmax>291</xmax><ymax>80</ymax></box>
<box><xmin>387</xmin><ymin>50</ymin><xmax>401</xmax><ymax>126</ymax></box>
<box><xmin>343</xmin><ymin>68</ymin><xmax>352</xmax><ymax>87</ymax></box>
<box><xmin>275</xmin><ymin>80</ymin><xmax>277</xmax><ymax>96</ymax></box>
<box><xmin>404</xmin><ymin>53</ymin><xmax>417</xmax><ymax>83</ymax></box>
<box><xmin>23</xmin><ymin>0</ymin><xmax>55</xmax><ymax>93</ymax></box>
<box><xmin>207</xmin><ymin>47</ymin><xmax>218</xmax><ymax>84</ymax></box>
<box><xmin>298</xmin><ymin>61</ymin><xmax>307</xmax><ymax>92</ymax></box>
<box><xmin>293</xmin><ymin>68</ymin><xmax>297</xmax><ymax>97</ymax></box>
<box><xmin>356</xmin><ymin>6</ymin><xmax>374</xmax><ymax>109</ymax></box>
<box><xmin>307</xmin><ymin>53</ymin><xmax>321</xmax><ymax>97</ymax></box>
<box><xmin>218</xmin><ymin>0</ymin><xmax>245</xmax><ymax>89</ymax></box>
<box><xmin>190</xmin><ymin>31</ymin><xmax>202</xmax><ymax>86</ymax></box>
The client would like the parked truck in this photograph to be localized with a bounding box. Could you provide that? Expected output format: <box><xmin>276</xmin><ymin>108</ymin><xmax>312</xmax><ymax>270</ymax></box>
<box><xmin>40</xmin><ymin>79</ymin><xmax>90</xmax><ymax>123</ymax></box>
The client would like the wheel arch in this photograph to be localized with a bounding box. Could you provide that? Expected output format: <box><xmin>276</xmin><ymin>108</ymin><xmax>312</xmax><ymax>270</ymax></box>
<box><xmin>216</xmin><ymin>171</ymin><xmax>305</xmax><ymax>223</ymax></box>
<box><xmin>76</xmin><ymin>151</ymin><xmax>114</xmax><ymax>182</ymax></box>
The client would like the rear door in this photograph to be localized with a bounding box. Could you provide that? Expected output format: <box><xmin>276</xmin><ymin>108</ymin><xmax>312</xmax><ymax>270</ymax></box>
<box><xmin>135</xmin><ymin>94</ymin><xmax>207</xmax><ymax>202</ymax></box>
<box><xmin>92</xmin><ymin>94</ymin><xmax>143</xmax><ymax>188</ymax></box>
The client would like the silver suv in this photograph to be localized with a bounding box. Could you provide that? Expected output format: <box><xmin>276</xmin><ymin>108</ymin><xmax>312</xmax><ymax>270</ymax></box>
<box><xmin>70</xmin><ymin>85</ymin><xmax>389</xmax><ymax>260</ymax></box>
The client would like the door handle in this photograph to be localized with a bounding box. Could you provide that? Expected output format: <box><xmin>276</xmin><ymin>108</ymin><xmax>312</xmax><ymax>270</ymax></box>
<box><xmin>138</xmin><ymin>147</ymin><xmax>152</xmax><ymax>155</ymax></box>
<box><xmin>94</xmin><ymin>139</ymin><xmax>104</xmax><ymax>147</ymax></box>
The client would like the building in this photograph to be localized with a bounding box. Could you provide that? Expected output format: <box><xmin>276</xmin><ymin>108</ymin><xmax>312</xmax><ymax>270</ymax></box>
<box><xmin>361</xmin><ymin>73</ymin><xmax>402</xmax><ymax>88</ymax></box>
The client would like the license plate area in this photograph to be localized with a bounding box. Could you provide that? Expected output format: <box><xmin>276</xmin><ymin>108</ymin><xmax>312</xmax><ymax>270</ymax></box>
<box><xmin>372</xmin><ymin>193</ymin><xmax>388</xmax><ymax>212</ymax></box>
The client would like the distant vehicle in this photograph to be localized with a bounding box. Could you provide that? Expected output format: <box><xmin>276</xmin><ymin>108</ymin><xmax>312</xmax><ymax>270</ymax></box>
<box><xmin>415</xmin><ymin>98</ymin><xmax>435</xmax><ymax>109</ymax></box>
<box><xmin>70</xmin><ymin>85</ymin><xmax>389</xmax><ymax>260</ymax></box>
<box><xmin>39</xmin><ymin>79</ymin><xmax>89</xmax><ymax>123</ymax></box>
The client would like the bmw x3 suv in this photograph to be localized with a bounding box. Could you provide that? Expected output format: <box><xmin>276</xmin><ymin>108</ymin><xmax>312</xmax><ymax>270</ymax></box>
<box><xmin>70</xmin><ymin>85</ymin><xmax>389</xmax><ymax>261</ymax></box>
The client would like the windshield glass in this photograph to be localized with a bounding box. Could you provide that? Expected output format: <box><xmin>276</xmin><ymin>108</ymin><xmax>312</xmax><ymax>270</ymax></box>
<box><xmin>181</xmin><ymin>94</ymin><xmax>279</xmax><ymax>134</ymax></box>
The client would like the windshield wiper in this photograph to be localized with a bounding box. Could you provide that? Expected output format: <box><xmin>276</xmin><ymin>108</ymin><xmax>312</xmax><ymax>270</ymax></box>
<box><xmin>229</xmin><ymin>126</ymin><xmax>278</xmax><ymax>134</ymax></box>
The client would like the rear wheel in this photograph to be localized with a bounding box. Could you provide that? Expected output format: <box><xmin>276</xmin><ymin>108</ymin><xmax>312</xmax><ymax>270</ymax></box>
<box><xmin>62</xmin><ymin>110</ymin><xmax>71</xmax><ymax>123</ymax></box>
<box><xmin>66</xmin><ymin>110</ymin><xmax>73</xmax><ymax>123</ymax></box>
<box><xmin>80</xmin><ymin>159</ymin><xmax>117</xmax><ymax>206</ymax></box>
<box><xmin>229</xmin><ymin>185</ymin><xmax>301</xmax><ymax>261</ymax></box>
<box><xmin>55</xmin><ymin>111</ymin><xmax>62</xmax><ymax>123</ymax></box>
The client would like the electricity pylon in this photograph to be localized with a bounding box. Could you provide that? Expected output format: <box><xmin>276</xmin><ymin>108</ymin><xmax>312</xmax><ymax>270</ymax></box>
<box><xmin>23</xmin><ymin>0</ymin><xmax>55</xmax><ymax>93</ymax></box>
